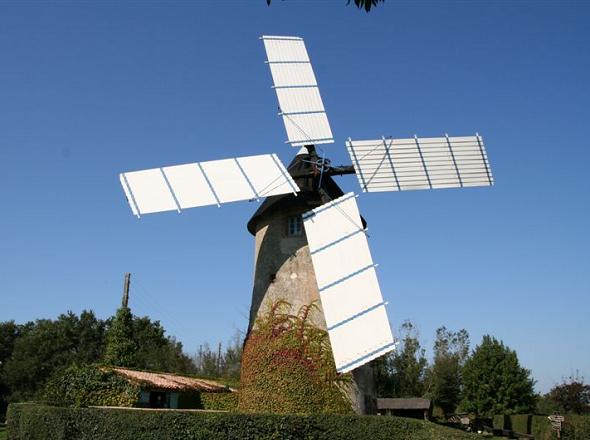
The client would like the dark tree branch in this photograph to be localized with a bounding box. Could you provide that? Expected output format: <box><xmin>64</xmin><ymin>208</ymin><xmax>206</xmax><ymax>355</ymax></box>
<box><xmin>266</xmin><ymin>0</ymin><xmax>385</xmax><ymax>12</ymax></box>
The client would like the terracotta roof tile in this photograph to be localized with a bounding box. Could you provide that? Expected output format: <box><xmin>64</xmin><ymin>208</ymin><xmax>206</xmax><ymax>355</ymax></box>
<box><xmin>110</xmin><ymin>367</ymin><xmax>233</xmax><ymax>393</ymax></box>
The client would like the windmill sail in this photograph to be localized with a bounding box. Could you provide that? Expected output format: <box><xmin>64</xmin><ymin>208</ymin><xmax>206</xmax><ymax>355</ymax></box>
<box><xmin>347</xmin><ymin>134</ymin><xmax>493</xmax><ymax>192</ymax></box>
<box><xmin>120</xmin><ymin>153</ymin><xmax>298</xmax><ymax>217</ymax></box>
<box><xmin>262</xmin><ymin>35</ymin><xmax>334</xmax><ymax>147</ymax></box>
<box><xmin>303</xmin><ymin>193</ymin><xmax>395</xmax><ymax>373</ymax></box>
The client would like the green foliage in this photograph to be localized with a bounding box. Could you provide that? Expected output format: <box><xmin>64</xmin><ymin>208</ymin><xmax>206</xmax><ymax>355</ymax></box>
<box><xmin>238</xmin><ymin>301</ymin><xmax>353</xmax><ymax>414</ymax></box>
<box><xmin>7</xmin><ymin>402</ymin><xmax>486</xmax><ymax>440</ymax></box>
<box><xmin>200</xmin><ymin>392</ymin><xmax>238</xmax><ymax>411</ymax></box>
<box><xmin>545</xmin><ymin>374</ymin><xmax>590</xmax><ymax>415</ymax></box>
<box><xmin>536</xmin><ymin>393</ymin><xmax>561</xmax><ymax>415</ymax></box>
<box><xmin>43</xmin><ymin>364</ymin><xmax>139</xmax><ymax>408</ymax></box>
<box><xmin>103</xmin><ymin>307</ymin><xmax>136</xmax><ymax>367</ymax></box>
<box><xmin>425</xmin><ymin>327</ymin><xmax>470</xmax><ymax>415</ymax></box>
<box><xmin>103</xmin><ymin>309</ymin><xmax>195</xmax><ymax>373</ymax></box>
<box><xmin>0</xmin><ymin>321</ymin><xmax>21</xmax><ymax>421</ymax></box>
<box><xmin>493</xmin><ymin>413</ymin><xmax>590</xmax><ymax>440</ymax></box>
<box><xmin>374</xmin><ymin>321</ymin><xmax>427</xmax><ymax>398</ymax></box>
<box><xmin>461</xmin><ymin>335</ymin><xmax>536</xmax><ymax>416</ymax></box>
<box><xmin>193</xmin><ymin>332</ymin><xmax>243</xmax><ymax>380</ymax></box>
<box><xmin>1</xmin><ymin>308</ymin><xmax>195</xmax><ymax>421</ymax></box>
<box><xmin>2</xmin><ymin>311</ymin><xmax>105</xmax><ymax>403</ymax></box>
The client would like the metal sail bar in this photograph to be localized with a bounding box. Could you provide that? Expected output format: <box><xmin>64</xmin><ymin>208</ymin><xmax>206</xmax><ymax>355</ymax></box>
<box><xmin>303</xmin><ymin>192</ymin><xmax>395</xmax><ymax>373</ymax></box>
<box><xmin>346</xmin><ymin>134</ymin><xmax>494</xmax><ymax>193</ymax></box>
<box><xmin>120</xmin><ymin>154</ymin><xmax>298</xmax><ymax>217</ymax></box>
<box><xmin>262</xmin><ymin>35</ymin><xmax>334</xmax><ymax>147</ymax></box>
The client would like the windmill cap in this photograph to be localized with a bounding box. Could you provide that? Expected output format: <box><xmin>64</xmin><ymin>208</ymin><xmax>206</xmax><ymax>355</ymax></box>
<box><xmin>246</xmin><ymin>151</ymin><xmax>366</xmax><ymax>235</ymax></box>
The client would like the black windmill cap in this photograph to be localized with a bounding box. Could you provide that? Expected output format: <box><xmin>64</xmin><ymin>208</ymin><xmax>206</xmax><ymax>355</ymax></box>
<box><xmin>247</xmin><ymin>150</ymin><xmax>366</xmax><ymax>235</ymax></box>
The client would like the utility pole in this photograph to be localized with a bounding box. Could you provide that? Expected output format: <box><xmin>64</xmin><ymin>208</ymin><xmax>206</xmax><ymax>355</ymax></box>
<box><xmin>217</xmin><ymin>342</ymin><xmax>222</xmax><ymax>376</ymax></box>
<box><xmin>122</xmin><ymin>272</ymin><xmax>131</xmax><ymax>308</ymax></box>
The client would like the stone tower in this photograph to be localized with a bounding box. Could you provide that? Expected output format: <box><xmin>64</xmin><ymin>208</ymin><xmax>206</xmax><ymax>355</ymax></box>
<box><xmin>246</xmin><ymin>147</ymin><xmax>376</xmax><ymax>414</ymax></box>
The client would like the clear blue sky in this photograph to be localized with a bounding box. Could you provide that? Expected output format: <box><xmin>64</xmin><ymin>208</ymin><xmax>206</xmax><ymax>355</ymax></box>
<box><xmin>1</xmin><ymin>1</ymin><xmax>588</xmax><ymax>393</ymax></box>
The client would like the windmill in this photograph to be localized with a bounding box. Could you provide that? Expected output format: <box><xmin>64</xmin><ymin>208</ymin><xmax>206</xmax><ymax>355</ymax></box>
<box><xmin>119</xmin><ymin>35</ymin><xmax>494</xmax><ymax>414</ymax></box>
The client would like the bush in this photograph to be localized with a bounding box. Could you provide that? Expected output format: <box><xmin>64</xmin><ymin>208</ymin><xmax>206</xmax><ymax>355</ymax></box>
<box><xmin>43</xmin><ymin>364</ymin><xmax>139</xmax><ymax>408</ymax></box>
<box><xmin>200</xmin><ymin>392</ymin><xmax>238</xmax><ymax>411</ymax></box>
<box><xmin>6</xmin><ymin>403</ymin><xmax>483</xmax><ymax>440</ymax></box>
<box><xmin>493</xmin><ymin>413</ymin><xmax>590</xmax><ymax>439</ymax></box>
<box><xmin>239</xmin><ymin>301</ymin><xmax>352</xmax><ymax>414</ymax></box>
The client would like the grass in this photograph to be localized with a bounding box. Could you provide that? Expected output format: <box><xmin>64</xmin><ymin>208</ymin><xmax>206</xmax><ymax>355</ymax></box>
<box><xmin>0</xmin><ymin>426</ymin><xmax>7</xmax><ymax>440</ymax></box>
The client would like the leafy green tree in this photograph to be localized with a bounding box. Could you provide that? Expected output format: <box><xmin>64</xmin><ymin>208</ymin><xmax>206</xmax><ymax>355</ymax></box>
<box><xmin>221</xmin><ymin>332</ymin><xmax>243</xmax><ymax>380</ymax></box>
<box><xmin>192</xmin><ymin>332</ymin><xmax>243</xmax><ymax>379</ymax></box>
<box><xmin>131</xmin><ymin>316</ymin><xmax>194</xmax><ymax>373</ymax></box>
<box><xmin>194</xmin><ymin>343</ymin><xmax>220</xmax><ymax>378</ymax></box>
<box><xmin>2</xmin><ymin>311</ymin><xmax>105</xmax><ymax>402</ymax></box>
<box><xmin>392</xmin><ymin>321</ymin><xmax>428</xmax><ymax>397</ymax></box>
<box><xmin>374</xmin><ymin>321</ymin><xmax>427</xmax><ymax>397</ymax></box>
<box><xmin>103</xmin><ymin>306</ymin><xmax>136</xmax><ymax>367</ymax></box>
<box><xmin>461</xmin><ymin>335</ymin><xmax>536</xmax><ymax>416</ymax></box>
<box><xmin>425</xmin><ymin>327</ymin><xmax>469</xmax><ymax>415</ymax></box>
<box><xmin>0</xmin><ymin>321</ymin><xmax>21</xmax><ymax>420</ymax></box>
<box><xmin>546</xmin><ymin>374</ymin><xmax>590</xmax><ymax>415</ymax></box>
<box><xmin>103</xmin><ymin>308</ymin><xmax>195</xmax><ymax>373</ymax></box>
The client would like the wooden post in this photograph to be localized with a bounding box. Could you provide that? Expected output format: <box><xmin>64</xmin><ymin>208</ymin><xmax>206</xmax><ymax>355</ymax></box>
<box><xmin>122</xmin><ymin>273</ymin><xmax>131</xmax><ymax>308</ymax></box>
<box><xmin>217</xmin><ymin>342</ymin><xmax>222</xmax><ymax>376</ymax></box>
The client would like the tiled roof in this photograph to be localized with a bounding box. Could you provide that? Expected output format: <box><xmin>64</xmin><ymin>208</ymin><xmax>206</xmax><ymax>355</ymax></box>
<box><xmin>110</xmin><ymin>367</ymin><xmax>233</xmax><ymax>393</ymax></box>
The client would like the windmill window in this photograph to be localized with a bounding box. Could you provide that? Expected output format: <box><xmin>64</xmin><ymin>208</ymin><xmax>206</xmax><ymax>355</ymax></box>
<box><xmin>287</xmin><ymin>216</ymin><xmax>303</xmax><ymax>236</ymax></box>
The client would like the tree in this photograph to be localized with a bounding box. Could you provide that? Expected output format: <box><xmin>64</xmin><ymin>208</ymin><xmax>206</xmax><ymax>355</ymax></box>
<box><xmin>546</xmin><ymin>374</ymin><xmax>590</xmax><ymax>415</ymax></box>
<box><xmin>1</xmin><ymin>307</ymin><xmax>195</xmax><ymax>421</ymax></box>
<box><xmin>461</xmin><ymin>335</ymin><xmax>536</xmax><ymax>416</ymax></box>
<box><xmin>131</xmin><ymin>317</ymin><xmax>194</xmax><ymax>373</ymax></box>
<box><xmin>103</xmin><ymin>306</ymin><xmax>136</xmax><ymax>367</ymax></box>
<box><xmin>192</xmin><ymin>331</ymin><xmax>244</xmax><ymax>380</ymax></box>
<box><xmin>221</xmin><ymin>332</ymin><xmax>243</xmax><ymax>380</ymax></box>
<box><xmin>425</xmin><ymin>327</ymin><xmax>469</xmax><ymax>415</ymax></box>
<box><xmin>266</xmin><ymin>0</ymin><xmax>385</xmax><ymax>13</ymax></box>
<box><xmin>103</xmin><ymin>308</ymin><xmax>195</xmax><ymax>373</ymax></box>
<box><xmin>374</xmin><ymin>321</ymin><xmax>427</xmax><ymax>397</ymax></box>
<box><xmin>2</xmin><ymin>311</ymin><xmax>105</xmax><ymax>402</ymax></box>
<box><xmin>0</xmin><ymin>321</ymin><xmax>21</xmax><ymax>420</ymax></box>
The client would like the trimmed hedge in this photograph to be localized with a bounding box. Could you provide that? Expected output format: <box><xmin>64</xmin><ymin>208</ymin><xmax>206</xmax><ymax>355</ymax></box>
<box><xmin>493</xmin><ymin>413</ymin><xmax>590</xmax><ymax>440</ymax></box>
<box><xmin>7</xmin><ymin>403</ymin><xmax>481</xmax><ymax>440</ymax></box>
<box><xmin>43</xmin><ymin>364</ymin><xmax>139</xmax><ymax>408</ymax></box>
<box><xmin>200</xmin><ymin>392</ymin><xmax>238</xmax><ymax>411</ymax></box>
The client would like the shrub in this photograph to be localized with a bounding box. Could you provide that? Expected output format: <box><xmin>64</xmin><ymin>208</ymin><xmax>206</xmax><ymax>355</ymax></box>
<box><xmin>200</xmin><ymin>392</ymin><xmax>238</xmax><ymax>411</ymax></box>
<box><xmin>239</xmin><ymin>301</ymin><xmax>352</xmax><ymax>414</ymax></box>
<box><xmin>43</xmin><ymin>364</ymin><xmax>139</xmax><ymax>408</ymax></box>
<box><xmin>493</xmin><ymin>413</ymin><xmax>590</xmax><ymax>439</ymax></box>
<box><xmin>6</xmin><ymin>403</ymin><xmax>483</xmax><ymax>440</ymax></box>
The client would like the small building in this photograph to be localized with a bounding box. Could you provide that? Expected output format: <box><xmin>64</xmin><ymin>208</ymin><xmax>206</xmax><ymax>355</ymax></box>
<box><xmin>110</xmin><ymin>367</ymin><xmax>234</xmax><ymax>409</ymax></box>
<box><xmin>376</xmin><ymin>398</ymin><xmax>432</xmax><ymax>420</ymax></box>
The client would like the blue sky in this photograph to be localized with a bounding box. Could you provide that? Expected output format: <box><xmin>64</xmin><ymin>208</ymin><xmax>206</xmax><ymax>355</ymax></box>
<box><xmin>1</xmin><ymin>1</ymin><xmax>588</xmax><ymax>393</ymax></box>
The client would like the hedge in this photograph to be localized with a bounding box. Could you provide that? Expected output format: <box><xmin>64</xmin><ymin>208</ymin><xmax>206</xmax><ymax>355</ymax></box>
<box><xmin>43</xmin><ymin>364</ymin><xmax>139</xmax><ymax>408</ymax></box>
<box><xmin>200</xmin><ymin>392</ymin><xmax>238</xmax><ymax>411</ymax></box>
<box><xmin>6</xmin><ymin>403</ymin><xmax>481</xmax><ymax>440</ymax></box>
<box><xmin>493</xmin><ymin>413</ymin><xmax>590</xmax><ymax>440</ymax></box>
